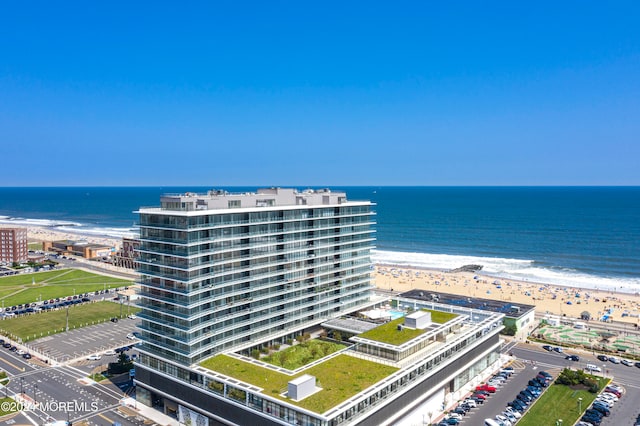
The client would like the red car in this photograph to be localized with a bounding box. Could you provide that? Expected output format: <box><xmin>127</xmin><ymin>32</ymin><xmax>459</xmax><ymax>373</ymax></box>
<box><xmin>476</xmin><ymin>384</ymin><xmax>496</xmax><ymax>393</ymax></box>
<box><xmin>471</xmin><ymin>393</ymin><xmax>487</xmax><ymax>400</ymax></box>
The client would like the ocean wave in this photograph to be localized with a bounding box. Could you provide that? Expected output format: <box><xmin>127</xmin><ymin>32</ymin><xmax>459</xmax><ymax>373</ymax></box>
<box><xmin>0</xmin><ymin>217</ymin><xmax>83</xmax><ymax>228</ymax></box>
<box><xmin>373</xmin><ymin>249</ymin><xmax>640</xmax><ymax>294</ymax></box>
<box><xmin>0</xmin><ymin>215</ymin><xmax>138</xmax><ymax>240</ymax></box>
<box><xmin>55</xmin><ymin>225</ymin><xmax>138</xmax><ymax>239</ymax></box>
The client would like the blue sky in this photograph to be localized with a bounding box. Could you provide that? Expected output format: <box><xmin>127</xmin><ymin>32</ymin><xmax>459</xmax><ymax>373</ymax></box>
<box><xmin>1</xmin><ymin>2</ymin><xmax>639</xmax><ymax>186</ymax></box>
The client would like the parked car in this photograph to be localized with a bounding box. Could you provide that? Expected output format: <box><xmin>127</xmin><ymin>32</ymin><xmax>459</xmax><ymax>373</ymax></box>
<box><xmin>609</xmin><ymin>357</ymin><xmax>620</xmax><ymax>364</ymax></box>
<box><xmin>495</xmin><ymin>414</ymin><xmax>512</xmax><ymax>426</ymax></box>
<box><xmin>542</xmin><ymin>345</ymin><xmax>553</xmax><ymax>351</ymax></box>
<box><xmin>463</xmin><ymin>399</ymin><xmax>477</xmax><ymax>408</ymax></box>
<box><xmin>565</xmin><ymin>355</ymin><xmax>580</xmax><ymax>361</ymax></box>
<box><xmin>86</xmin><ymin>354</ymin><xmax>101</xmax><ymax>361</ymax></box>
<box><xmin>22</xmin><ymin>353</ymin><xmax>32</xmax><ymax>359</ymax></box>
<box><xmin>607</xmin><ymin>384</ymin><xmax>623</xmax><ymax>393</ymax></box>
<box><xmin>605</xmin><ymin>388</ymin><xmax>621</xmax><ymax>398</ymax></box>
<box><xmin>596</xmin><ymin>354</ymin><xmax>608</xmax><ymax>362</ymax></box>
<box><xmin>553</xmin><ymin>346</ymin><xmax>563</xmax><ymax>353</ymax></box>
<box><xmin>538</xmin><ymin>371</ymin><xmax>552</xmax><ymax>379</ymax></box>
<box><xmin>621</xmin><ymin>359</ymin><xmax>633</xmax><ymax>366</ymax></box>
<box><xmin>502</xmin><ymin>411</ymin><xmax>517</xmax><ymax>423</ymax></box>
<box><xmin>476</xmin><ymin>384</ymin><xmax>497</xmax><ymax>393</ymax></box>
<box><xmin>505</xmin><ymin>407</ymin><xmax>521</xmax><ymax>419</ymax></box>
<box><xmin>591</xmin><ymin>403</ymin><xmax>610</xmax><ymax>416</ymax></box>
<box><xmin>470</xmin><ymin>396</ymin><xmax>485</xmax><ymax>404</ymax></box>
<box><xmin>452</xmin><ymin>407</ymin><xmax>467</xmax><ymax>416</ymax></box>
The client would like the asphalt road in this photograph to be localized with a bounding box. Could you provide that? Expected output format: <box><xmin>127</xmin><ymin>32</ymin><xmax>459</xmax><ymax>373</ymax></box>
<box><xmin>0</xmin><ymin>349</ymin><xmax>146</xmax><ymax>426</ymax></box>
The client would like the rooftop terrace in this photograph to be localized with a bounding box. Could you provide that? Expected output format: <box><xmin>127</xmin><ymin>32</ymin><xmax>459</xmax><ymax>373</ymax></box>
<box><xmin>401</xmin><ymin>289</ymin><xmax>535</xmax><ymax>319</ymax></box>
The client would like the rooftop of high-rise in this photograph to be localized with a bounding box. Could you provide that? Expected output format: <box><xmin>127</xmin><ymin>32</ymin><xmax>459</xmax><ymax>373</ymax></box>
<box><xmin>139</xmin><ymin>187</ymin><xmax>365</xmax><ymax>212</ymax></box>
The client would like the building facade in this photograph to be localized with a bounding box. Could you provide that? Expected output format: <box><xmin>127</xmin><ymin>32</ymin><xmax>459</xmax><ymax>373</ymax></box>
<box><xmin>113</xmin><ymin>237</ymin><xmax>141</xmax><ymax>269</ymax></box>
<box><xmin>135</xmin><ymin>188</ymin><xmax>375</xmax><ymax>370</ymax></box>
<box><xmin>133</xmin><ymin>189</ymin><xmax>504</xmax><ymax>426</ymax></box>
<box><xmin>0</xmin><ymin>227</ymin><xmax>28</xmax><ymax>264</ymax></box>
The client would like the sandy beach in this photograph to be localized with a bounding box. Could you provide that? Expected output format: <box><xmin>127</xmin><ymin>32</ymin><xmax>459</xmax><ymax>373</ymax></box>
<box><xmin>27</xmin><ymin>226</ymin><xmax>121</xmax><ymax>250</ymax></box>
<box><xmin>375</xmin><ymin>266</ymin><xmax>640</xmax><ymax>325</ymax></box>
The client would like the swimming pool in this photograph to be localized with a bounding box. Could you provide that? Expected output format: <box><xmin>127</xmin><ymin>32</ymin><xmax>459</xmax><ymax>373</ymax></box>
<box><xmin>389</xmin><ymin>310</ymin><xmax>405</xmax><ymax>320</ymax></box>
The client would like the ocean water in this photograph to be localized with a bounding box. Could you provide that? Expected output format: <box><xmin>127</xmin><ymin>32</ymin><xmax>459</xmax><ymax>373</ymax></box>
<box><xmin>0</xmin><ymin>186</ymin><xmax>638</xmax><ymax>291</ymax></box>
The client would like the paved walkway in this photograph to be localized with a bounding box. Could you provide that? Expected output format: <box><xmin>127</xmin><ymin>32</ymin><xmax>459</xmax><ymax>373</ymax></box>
<box><xmin>121</xmin><ymin>397</ymin><xmax>179</xmax><ymax>426</ymax></box>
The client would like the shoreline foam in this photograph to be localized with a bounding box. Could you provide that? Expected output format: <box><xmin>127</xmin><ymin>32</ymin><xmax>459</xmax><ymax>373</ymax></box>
<box><xmin>373</xmin><ymin>249</ymin><xmax>640</xmax><ymax>295</ymax></box>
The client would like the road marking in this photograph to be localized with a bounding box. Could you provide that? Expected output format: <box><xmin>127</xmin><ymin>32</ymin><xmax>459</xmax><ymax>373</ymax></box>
<box><xmin>97</xmin><ymin>412</ymin><xmax>114</xmax><ymax>424</ymax></box>
<box><xmin>0</xmin><ymin>356</ymin><xmax>25</xmax><ymax>372</ymax></box>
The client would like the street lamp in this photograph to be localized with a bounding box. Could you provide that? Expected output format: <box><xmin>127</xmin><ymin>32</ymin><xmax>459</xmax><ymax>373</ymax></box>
<box><xmin>578</xmin><ymin>397</ymin><xmax>582</xmax><ymax>413</ymax></box>
<box><xmin>20</xmin><ymin>377</ymin><xmax>24</xmax><ymax>396</ymax></box>
<box><xmin>34</xmin><ymin>384</ymin><xmax>38</xmax><ymax>406</ymax></box>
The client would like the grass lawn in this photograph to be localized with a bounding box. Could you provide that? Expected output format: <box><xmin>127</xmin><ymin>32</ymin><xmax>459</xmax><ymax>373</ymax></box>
<box><xmin>0</xmin><ymin>301</ymin><xmax>140</xmax><ymax>342</ymax></box>
<box><xmin>518</xmin><ymin>377</ymin><xmax>609</xmax><ymax>426</ymax></box>
<box><xmin>261</xmin><ymin>340</ymin><xmax>347</xmax><ymax>370</ymax></box>
<box><xmin>429</xmin><ymin>310</ymin><xmax>459</xmax><ymax>324</ymax></box>
<box><xmin>0</xmin><ymin>397</ymin><xmax>18</xmax><ymax>416</ymax></box>
<box><xmin>0</xmin><ymin>269</ymin><xmax>132</xmax><ymax>307</ymax></box>
<box><xmin>358</xmin><ymin>309</ymin><xmax>458</xmax><ymax>345</ymax></box>
<box><xmin>200</xmin><ymin>354</ymin><xmax>398</xmax><ymax>413</ymax></box>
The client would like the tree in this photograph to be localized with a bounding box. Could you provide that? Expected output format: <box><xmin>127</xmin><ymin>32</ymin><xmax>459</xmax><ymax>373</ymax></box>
<box><xmin>502</xmin><ymin>323</ymin><xmax>518</xmax><ymax>336</ymax></box>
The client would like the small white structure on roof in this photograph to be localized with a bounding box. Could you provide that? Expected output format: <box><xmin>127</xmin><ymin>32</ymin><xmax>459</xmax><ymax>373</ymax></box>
<box><xmin>288</xmin><ymin>374</ymin><xmax>316</xmax><ymax>400</ymax></box>
<box><xmin>404</xmin><ymin>310</ymin><xmax>432</xmax><ymax>329</ymax></box>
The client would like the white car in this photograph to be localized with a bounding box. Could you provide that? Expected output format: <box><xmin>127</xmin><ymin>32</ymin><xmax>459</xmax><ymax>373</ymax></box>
<box><xmin>502</xmin><ymin>411</ymin><xmax>517</xmax><ymax>422</ymax></box>
<box><xmin>126</xmin><ymin>333</ymin><xmax>135</xmax><ymax>339</ymax></box>
<box><xmin>104</xmin><ymin>350</ymin><xmax>116</xmax><ymax>356</ymax></box>
<box><xmin>601</xmin><ymin>392</ymin><xmax>618</xmax><ymax>401</ymax></box>
<box><xmin>86</xmin><ymin>354</ymin><xmax>101</xmax><ymax>361</ymax></box>
<box><xmin>495</xmin><ymin>414</ymin><xmax>512</xmax><ymax>426</ymax></box>
<box><xmin>16</xmin><ymin>349</ymin><xmax>26</xmax><ymax>355</ymax></box>
<box><xmin>607</xmin><ymin>384</ymin><xmax>623</xmax><ymax>393</ymax></box>
<box><xmin>127</xmin><ymin>314</ymin><xmax>137</xmax><ymax>319</ymax></box>
<box><xmin>463</xmin><ymin>399</ymin><xmax>477</xmax><ymax>408</ymax></box>
<box><xmin>595</xmin><ymin>398</ymin><xmax>613</xmax><ymax>408</ymax></box>
<box><xmin>505</xmin><ymin>407</ymin><xmax>521</xmax><ymax>418</ymax></box>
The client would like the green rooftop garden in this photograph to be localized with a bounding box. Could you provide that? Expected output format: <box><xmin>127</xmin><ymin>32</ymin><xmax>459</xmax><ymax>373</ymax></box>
<box><xmin>200</xmin><ymin>353</ymin><xmax>398</xmax><ymax>413</ymax></box>
<box><xmin>358</xmin><ymin>309</ymin><xmax>458</xmax><ymax>345</ymax></box>
<box><xmin>428</xmin><ymin>310</ymin><xmax>459</xmax><ymax>324</ymax></box>
<box><xmin>261</xmin><ymin>339</ymin><xmax>347</xmax><ymax>370</ymax></box>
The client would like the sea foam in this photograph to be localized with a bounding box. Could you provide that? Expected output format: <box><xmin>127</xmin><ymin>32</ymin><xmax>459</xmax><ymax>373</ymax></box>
<box><xmin>373</xmin><ymin>249</ymin><xmax>640</xmax><ymax>294</ymax></box>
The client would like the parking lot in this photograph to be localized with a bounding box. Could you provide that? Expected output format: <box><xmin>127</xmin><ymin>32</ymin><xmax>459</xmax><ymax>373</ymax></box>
<box><xmin>436</xmin><ymin>361</ymin><xmax>561</xmax><ymax>425</ymax></box>
<box><xmin>22</xmin><ymin>316</ymin><xmax>139</xmax><ymax>363</ymax></box>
